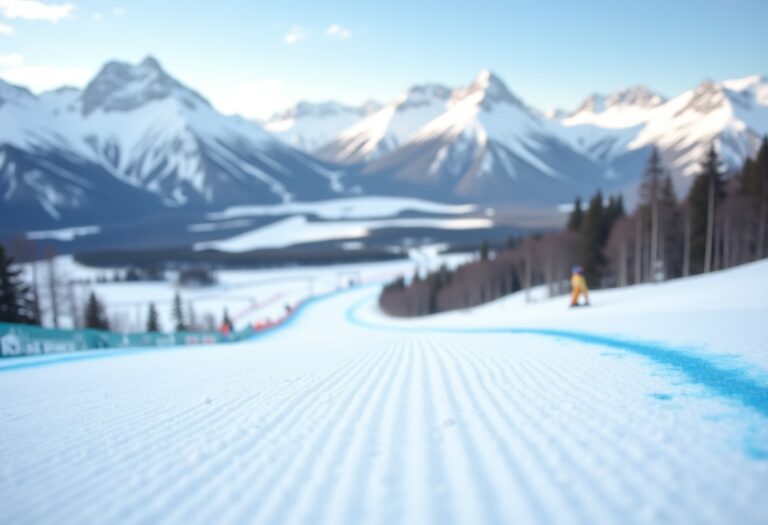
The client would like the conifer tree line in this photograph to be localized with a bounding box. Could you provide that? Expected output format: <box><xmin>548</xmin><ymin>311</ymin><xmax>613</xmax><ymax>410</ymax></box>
<box><xmin>84</xmin><ymin>292</ymin><xmax>110</xmax><ymax>330</ymax></box>
<box><xmin>380</xmin><ymin>139</ymin><xmax>768</xmax><ymax>317</ymax></box>
<box><xmin>162</xmin><ymin>291</ymin><xmax>229</xmax><ymax>333</ymax></box>
<box><xmin>0</xmin><ymin>244</ymin><xmax>229</xmax><ymax>333</ymax></box>
<box><xmin>146</xmin><ymin>303</ymin><xmax>161</xmax><ymax>332</ymax></box>
<box><xmin>0</xmin><ymin>243</ymin><xmax>39</xmax><ymax>325</ymax></box>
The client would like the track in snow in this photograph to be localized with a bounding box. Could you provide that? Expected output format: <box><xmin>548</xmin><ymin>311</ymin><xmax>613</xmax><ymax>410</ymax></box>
<box><xmin>1</xmin><ymin>287</ymin><xmax>767</xmax><ymax>525</ymax></box>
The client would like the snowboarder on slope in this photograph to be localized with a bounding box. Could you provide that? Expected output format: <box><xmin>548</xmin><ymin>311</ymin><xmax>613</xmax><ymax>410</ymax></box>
<box><xmin>570</xmin><ymin>266</ymin><xmax>589</xmax><ymax>307</ymax></box>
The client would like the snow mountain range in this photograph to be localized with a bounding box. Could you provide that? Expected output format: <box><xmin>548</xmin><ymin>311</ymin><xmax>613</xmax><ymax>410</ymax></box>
<box><xmin>0</xmin><ymin>57</ymin><xmax>346</xmax><ymax>231</ymax></box>
<box><xmin>1</xmin><ymin>56</ymin><xmax>766</xmax><ymax>238</ymax></box>
<box><xmin>558</xmin><ymin>75</ymin><xmax>768</xmax><ymax>193</ymax></box>
<box><xmin>270</xmin><ymin>71</ymin><xmax>768</xmax><ymax>201</ymax></box>
<box><xmin>353</xmin><ymin>71</ymin><xmax>612</xmax><ymax>204</ymax></box>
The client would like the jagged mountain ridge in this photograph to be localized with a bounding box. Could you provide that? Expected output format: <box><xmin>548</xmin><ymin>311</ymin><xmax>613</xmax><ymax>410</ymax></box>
<box><xmin>318</xmin><ymin>83</ymin><xmax>454</xmax><ymax>164</ymax></box>
<box><xmin>280</xmin><ymin>72</ymin><xmax>766</xmax><ymax>202</ymax></box>
<box><xmin>353</xmin><ymin>70</ymin><xmax>615</xmax><ymax>204</ymax></box>
<box><xmin>0</xmin><ymin>57</ymin><xmax>347</xmax><ymax>230</ymax></box>
<box><xmin>569</xmin><ymin>85</ymin><xmax>666</xmax><ymax>120</ymax></box>
<box><xmin>2</xmin><ymin>57</ymin><xmax>766</xmax><ymax>235</ymax></box>
<box><xmin>560</xmin><ymin>74</ymin><xmax>768</xmax><ymax>195</ymax></box>
<box><xmin>263</xmin><ymin>100</ymin><xmax>382</xmax><ymax>152</ymax></box>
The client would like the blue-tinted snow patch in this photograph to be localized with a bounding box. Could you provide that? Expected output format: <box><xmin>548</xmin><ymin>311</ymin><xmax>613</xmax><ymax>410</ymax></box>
<box><xmin>745</xmin><ymin>432</ymin><xmax>768</xmax><ymax>460</ymax></box>
<box><xmin>651</xmin><ymin>393</ymin><xmax>673</xmax><ymax>401</ymax></box>
<box><xmin>346</xmin><ymin>294</ymin><xmax>768</xmax><ymax>422</ymax></box>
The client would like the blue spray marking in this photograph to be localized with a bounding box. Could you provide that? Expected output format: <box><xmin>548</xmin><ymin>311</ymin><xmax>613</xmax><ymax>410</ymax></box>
<box><xmin>7</xmin><ymin>284</ymin><xmax>765</xmax><ymax>423</ymax></box>
<box><xmin>243</xmin><ymin>285</ymin><xmax>375</xmax><ymax>342</ymax></box>
<box><xmin>2</xmin><ymin>285</ymin><xmax>767</xmax><ymax>457</ymax></box>
<box><xmin>651</xmin><ymin>393</ymin><xmax>673</xmax><ymax>401</ymax></box>
<box><xmin>346</xmin><ymin>292</ymin><xmax>768</xmax><ymax>462</ymax></box>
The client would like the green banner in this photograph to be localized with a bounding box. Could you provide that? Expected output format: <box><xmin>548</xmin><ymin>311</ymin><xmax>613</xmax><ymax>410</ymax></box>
<box><xmin>0</xmin><ymin>323</ymin><xmax>229</xmax><ymax>358</ymax></box>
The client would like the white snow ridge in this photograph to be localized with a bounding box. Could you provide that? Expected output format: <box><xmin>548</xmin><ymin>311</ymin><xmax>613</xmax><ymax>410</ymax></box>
<box><xmin>1</xmin><ymin>258</ymin><xmax>767</xmax><ymax>525</ymax></box>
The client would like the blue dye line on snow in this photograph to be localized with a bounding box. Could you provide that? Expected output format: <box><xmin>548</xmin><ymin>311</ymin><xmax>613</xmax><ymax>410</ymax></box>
<box><xmin>650</xmin><ymin>393</ymin><xmax>674</xmax><ymax>401</ymax></box>
<box><xmin>243</xmin><ymin>284</ymin><xmax>379</xmax><ymax>343</ymax></box>
<box><xmin>3</xmin><ymin>284</ymin><xmax>767</xmax><ymax>458</ymax></box>
<box><xmin>3</xmin><ymin>285</ymin><xmax>768</xmax><ymax>427</ymax></box>
<box><xmin>345</xmin><ymin>294</ymin><xmax>768</xmax><ymax>421</ymax></box>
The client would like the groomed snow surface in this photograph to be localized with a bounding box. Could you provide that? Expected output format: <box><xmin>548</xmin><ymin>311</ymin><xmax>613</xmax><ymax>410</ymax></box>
<box><xmin>2</xmin><ymin>259</ymin><xmax>768</xmax><ymax>525</ymax></box>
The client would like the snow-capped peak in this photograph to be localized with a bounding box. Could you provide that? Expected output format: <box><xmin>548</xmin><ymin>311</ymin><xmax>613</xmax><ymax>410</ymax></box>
<box><xmin>606</xmin><ymin>85</ymin><xmax>665</xmax><ymax>109</ymax></box>
<box><xmin>272</xmin><ymin>101</ymin><xmax>359</xmax><ymax>121</ymax></box>
<box><xmin>721</xmin><ymin>74</ymin><xmax>768</xmax><ymax>110</ymax></box>
<box><xmin>571</xmin><ymin>85</ymin><xmax>665</xmax><ymax>118</ymax></box>
<box><xmin>394</xmin><ymin>83</ymin><xmax>452</xmax><ymax>110</ymax></box>
<box><xmin>139</xmin><ymin>55</ymin><xmax>163</xmax><ymax>72</ymax></box>
<box><xmin>80</xmin><ymin>56</ymin><xmax>210</xmax><ymax>116</ymax></box>
<box><xmin>450</xmin><ymin>69</ymin><xmax>523</xmax><ymax>110</ymax></box>
<box><xmin>722</xmin><ymin>74</ymin><xmax>767</xmax><ymax>93</ymax></box>
<box><xmin>318</xmin><ymin>83</ymin><xmax>455</xmax><ymax>163</ymax></box>
<box><xmin>266</xmin><ymin>99</ymin><xmax>382</xmax><ymax>125</ymax></box>
<box><xmin>265</xmin><ymin>99</ymin><xmax>384</xmax><ymax>152</ymax></box>
<box><xmin>544</xmin><ymin>108</ymin><xmax>569</xmax><ymax>120</ymax></box>
<box><xmin>0</xmin><ymin>78</ymin><xmax>36</xmax><ymax>106</ymax></box>
<box><xmin>574</xmin><ymin>94</ymin><xmax>605</xmax><ymax>115</ymax></box>
<box><xmin>471</xmin><ymin>69</ymin><xmax>510</xmax><ymax>96</ymax></box>
<box><xmin>679</xmin><ymin>79</ymin><xmax>730</xmax><ymax>114</ymax></box>
<box><xmin>361</xmin><ymin>99</ymin><xmax>383</xmax><ymax>115</ymax></box>
<box><xmin>676</xmin><ymin>76</ymin><xmax>768</xmax><ymax>116</ymax></box>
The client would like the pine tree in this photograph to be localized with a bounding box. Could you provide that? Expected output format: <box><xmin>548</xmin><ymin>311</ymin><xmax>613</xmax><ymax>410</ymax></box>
<box><xmin>172</xmin><ymin>291</ymin><xmax>186</xmax><ymax>331</ymax></box>
<box><xmin>580</xmin><ymin>192</ymin><xmax>605</xmax><ymax>287</ymax></box>
<box><xmin>146</xmin><ymin>302</ymin><xmax>160</xmax><ymax>332</ymax></box>
<box><xmin>46</xmin><ymin>247</ymin><xmax>60</xmax><ymax>328</ymax></box>
<box><xmin>84</xmin><ymin>291</ymin><xmax>109</xmax><ymax>330</ymax></box>
<box><xmin>756</xmin><ymin>139</ymin><xmax>768</xmax><ymax>259</ymax></box>
<box><xmin>480</xmin><ymin>241</ymin><xmax>490</xmax><ymax>261</ymax></box>
<box><xmin>567</xmin><ymin>196</ymin><xmax>584</xmax><ymax>232</ymax></box>
<box><xmin>603</xmin><ymin>194</ymin><xmax>625</xmax><ymax>238</ymax></box>
<box><xmin>658</xmin><ymin>175</ymin><xmax>682</xmax><ymax>278</ymax></box>
<box><xmin>639</xmin><ymin>146</ymin><xmax>664</xmax><ymax>280</ymax></box>
<box><xmin>0</xmin><ymin>243</ymin><xmax>38</xmax><ymax>325</ymax></box>
<box><xmin>8</xmin><ymin>237</ymin><xmax>41</xmax><ymax>323</ymax></box>
<box><xmin>222</xmin><ymin>308</ymin><xmax>234</xmax><ymax>332</ymax></box>
<box><xmin>427</xmin><ymin>277</ymin><xmax>441</xmax><ymax>314</ymax></box>
<box><xmin>740</xmin><ymin>138</ymin><xmax>768</xmax><ymax>259</ymax></box>
<box><xmin>688</xmin><ymin>145</ymin><xmax>725</xmax><ymax>273</ymax></box>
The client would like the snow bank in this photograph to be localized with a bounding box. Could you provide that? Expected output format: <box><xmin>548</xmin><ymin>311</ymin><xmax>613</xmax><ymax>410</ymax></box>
<box><xmin>206</xmin><ymin>196</ymin><xmax>476</xmax><ymax>221</ymax></box>
<box><xmin>194</xmin><ymin>215</ymin><xmax>492</xmax><ymax>252</ymax></box>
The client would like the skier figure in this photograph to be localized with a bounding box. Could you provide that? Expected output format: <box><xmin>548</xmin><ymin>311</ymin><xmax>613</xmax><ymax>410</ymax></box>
<box><xmin>570</xmin><ymin>265</ymin><xmax>589</xmax><ymax>307</ymax></box>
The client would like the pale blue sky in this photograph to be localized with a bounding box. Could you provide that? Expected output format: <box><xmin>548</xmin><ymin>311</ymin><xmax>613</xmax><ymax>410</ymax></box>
<box><xmin>1</xmin><ymin>0</ymin><xmax>766</xmax><ymax>118</ymax></box>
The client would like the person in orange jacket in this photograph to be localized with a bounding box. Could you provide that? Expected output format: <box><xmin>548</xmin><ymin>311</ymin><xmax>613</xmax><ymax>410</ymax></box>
<box><xmin>570</xmin><ymin>266</ymin><xmax>589</xmax><ymax>307</ymax></box>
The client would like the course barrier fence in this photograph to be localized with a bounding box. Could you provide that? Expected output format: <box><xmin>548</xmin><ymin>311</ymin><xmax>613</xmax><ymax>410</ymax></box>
<box><xmin>0</xmin><ymin>323</ymin><xmax>228</xmax><ymax>358</ymax></box>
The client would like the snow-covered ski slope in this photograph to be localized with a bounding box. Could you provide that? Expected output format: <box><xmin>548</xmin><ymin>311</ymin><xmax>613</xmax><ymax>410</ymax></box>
<box><xmin>2</xmin><ymin>260</ymin><xmax>768</xmax><ymax>525</ymax></box>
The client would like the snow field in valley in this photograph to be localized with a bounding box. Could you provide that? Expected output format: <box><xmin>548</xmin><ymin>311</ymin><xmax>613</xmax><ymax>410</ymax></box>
<box><xmin>2</xmin><ymin>260</ymin><xmax>768</xmax><ymax>524</ymax></box>
<box><xmin>26</xmin><ymin>252</ymin><xmax>461</xmax><ymax>333</ymax></box>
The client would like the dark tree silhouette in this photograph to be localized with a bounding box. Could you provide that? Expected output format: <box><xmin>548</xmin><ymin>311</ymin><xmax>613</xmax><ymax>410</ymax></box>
<box><xmin>0</xmin><ymin>243</ymin><xmax>38</xmax><ymax>325</ymax></box>
<box><xmin>579</xmin><ymin>191</ymin><xmax>605</xmax><ymax>287</ymax></box>
<box><xmin>84</xmin><ymin>292</ymin><xmax>109</xmax><ymax>330</ymax></box>
<box><xmin>172</xmin><ymin>291</ymin><xmax>186</xmax><ymax>331</ymax></box>
<box><xmin>567</xmin><ymin>196</ymin><xmax>584</xmax><ymax>232</ymax></box>
<box><xmin>688</xmin><ymin>145</ymin><xmax>725</xmax><ymax>273</ymax></box>
<box><xmin>146</xmin><ymin>302</ymin><xmax>161</xmax><ymax>332</ymax></box>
